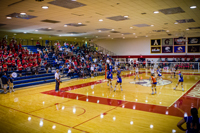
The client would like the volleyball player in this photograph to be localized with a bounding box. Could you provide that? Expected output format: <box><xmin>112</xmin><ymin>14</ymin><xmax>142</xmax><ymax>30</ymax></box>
<box><xmin>149</xmin><ymin>66</ymin><xmax>155</xmax><ymax>81</ymax></box>
<box><xmin>107</xmin><ymin>64</ymin><xmax>113</xmax><ymax>88</ymax></box>
<box><xmin>114</xmin><ymin>67</ymin><xmax>123</xmax><ymax>92</ymax></box>
<box><xmin>134</xmin><ymin>65</ymin><xmax>140</xmax><ymax>80</ymax></box>
<box><xmin>171</xmin><ymin>66</ymin><xmax>176</xmax><ymax>78</ymax></box>
<box><xmin>156</xmin><ymin>67</ymin><xmax>163</xmax><ymax>84</ymax></box>
<box><xmin>174</xmin><ymin>71</ymin><xmax>184</xmax><ymax>91</ymax></box>
<box><xmin>151</xmin><ymin>73</ymin><xmax>157</xmax><ymax>95</ymax></box>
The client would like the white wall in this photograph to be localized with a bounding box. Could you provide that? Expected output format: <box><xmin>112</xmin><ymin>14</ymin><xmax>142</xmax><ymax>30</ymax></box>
<box><xmin>94</xmin><ymin>37</ymin><xmax>200</xmax><ymax>55</ymax></box>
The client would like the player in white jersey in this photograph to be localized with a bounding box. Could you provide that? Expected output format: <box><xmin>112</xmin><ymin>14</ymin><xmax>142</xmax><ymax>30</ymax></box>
<box><xmin>156</xmin><ymin>67</ymin><xmax>163</xmax><ymax>84</ymax></box>
<box><xmin>134</xmin><ymin>65</ymin><xmax>140</xmax><ymax>80</ymax></box>
<box><xmin>149</xmin><ymin>67</ymin><xmax>155</xmax><ymax>81</ymax></box>
<box><xmin>171</xmin><ymin>67</ymin><xmax>176</xmax><ymax>78</ymax></box>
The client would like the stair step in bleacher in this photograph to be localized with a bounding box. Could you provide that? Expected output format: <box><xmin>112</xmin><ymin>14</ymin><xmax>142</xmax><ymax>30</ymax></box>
<box><xmin>14</xmin><ymin>76</ymin><xmax>55</xmax><ymax>84</ymax></box>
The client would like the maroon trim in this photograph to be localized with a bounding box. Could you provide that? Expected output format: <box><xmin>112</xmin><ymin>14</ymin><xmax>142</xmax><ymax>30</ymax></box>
<box><xmin>111</xmin><ymin>55</ymin><xmax>200</xmax><ymax>58</ymax></box>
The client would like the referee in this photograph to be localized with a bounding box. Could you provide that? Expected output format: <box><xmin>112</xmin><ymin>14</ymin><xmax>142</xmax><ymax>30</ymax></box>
<box><xmin>55</xmin><ymin>69</ymin><xmax>60</xmax><ymax>92</ymax></box>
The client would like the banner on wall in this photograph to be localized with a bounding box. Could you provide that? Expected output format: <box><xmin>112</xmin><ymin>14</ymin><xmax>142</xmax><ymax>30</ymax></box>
<box><xmin>151</xmin><ymin>47</ymin><xmax>161</xmax><ymax>53</ymax></box>
<box><xmin>162</xmin><ymin>38</ymin><xmax>173</xmax><ymax>46</ymax></box>
<box><xmin>188</xmin><ymin>45</ymin><xmax>200</xmax><ymax>53</ymax></box>
<box><xmin>174</xmin><ymin>38</ymin><xmax>186</xmax><ymax>45</ymax></box>
<box><xmin>174</xmin><ymin>46</ymin><xmax>185</xmax><ymax>53</ymax></box>
<box><xmin>151</xmin><ymin>39</ymin><xmax>161</xmax><ymax>46</ymax></box>
<box><xmin>162</xmin><ymin>46</ymin><xmax>173</xmax><ymax>53</ymax></box>
<box><xmin>188</xmin><ymin>37</ymin><xmax>200</xmax><ymax>44</ymax></box>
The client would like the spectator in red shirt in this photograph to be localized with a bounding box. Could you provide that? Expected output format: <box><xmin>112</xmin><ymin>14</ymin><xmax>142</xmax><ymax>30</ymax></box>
<box><xmin>22</xmin><ymin>58</ymin><xmax>26</xmax><ymax>64</ymax></box>
<box><xmin>38</xmin><ymin>57</ymin><xmax>41</xmax><ymax>65</ymax></box>
<box><xmin>7</xmin><ymin>58</ymin><xmax>12</xmax><ymax>72</ymax></box>
<box><xmin>14</xmin><ymin>52</ymin><xmax>18</xmax><ymax>59</ymax></box>
<box><xmin>14</xmin><ymin>43</ymin><xmax>18</xmax><ymax>51</ymax></box>
<box><xmin>44</xmin><ymin>53</ymin><xmax>48</xmax><ymax>60</ymax></box>
<box><xmin>16</xmin><ymin>58</ymin><xmax>21</xmax><ymax>65</ymax></box>
<box><xmin>17</xmin><ymin>62</ymin><xmax>23</xmax><ymax>77</ymax></box>
<box><xmin>8</xmin><ymin>51</ymin><xmax>13</xmax><ymax>59</ymax></box>
<box><xmin>33</xmin><ymin>57</ymin><xmax>37</xmax><ymax>63</ymax></box>
<box><xmin>3</xmin><ymin>62</ymin><xmax>7</xmax><ymax>73</ymax></box>
<box><xmin>33</xmin><ymin>52</ymin><xmax>37</xmax><ymax>58</ymax></box>
<box><xmin>18</xmin><ymin>49</ymin><xmax>22</xmax><ymax>55</ymax></box>
<box><xmin>11</xmin><ymin>57</ymin><xmax>16</xmax><ymax>71</ymax></box>
<box><xmin>19</xmin><ymin>43</ymin><xmax>22</xmax><ymax>49</ymax></box>
<box><xmin>3</xmin><ymin>53</ymin><xmax>8</xmax><ymax>60</ymax></box>
<box><xmin>3</xmin><ymin>48</ymin><xmax>7</xmax><ymax>54</ymax></box>
<box><xmin>0</xmin><ymin>48</ymin><xmax>3</xmax><ymax>54</ymax></box>
<box><xmin>12</xmin><ymin>48</ymin><xmax>15</xmax><ymax>54</ymax></box>
<box><xmin>9</xmin><ymin>42</ymin><xmax>14</xmax><ymax>49</ymax></box>
<box><xmin>33</xmin><ymin>62</ymin><xmax>39</xmax><ymax>75</ymax></box>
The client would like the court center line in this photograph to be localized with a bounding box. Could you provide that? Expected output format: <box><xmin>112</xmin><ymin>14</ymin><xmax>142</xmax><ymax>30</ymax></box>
<box><xmin>0</xmin><ymin>103</ymin><xmax>89</xmax><ymax>133</ymax></box>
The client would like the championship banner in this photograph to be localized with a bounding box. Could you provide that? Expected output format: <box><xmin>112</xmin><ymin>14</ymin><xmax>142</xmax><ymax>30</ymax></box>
<box><xmin>188</xmin><ymin>37</ymin><xmax>200</xmax><ymax>44</ymax></box>
<box><xmin>174</xmin><ymin>46</ymin><xmax>185</xmax><ymax>53</ymax></box>
<box><xmin>162</xmin><ymin>46</ymin><xmax>173</xmax><ymax>53</ymax></box>
<box><xmin>151</xmin><ymin>39</ymin><xmax>161</xmax><ymax>46</ymax></box>
<box><xmin>174</xmin><ymin>38</ymin><xmax>186</xmax><ymax>45</ymax></box>
<box><xmin>188</xmin><ymin>45</ymin><xmax>200</xmax><ymax>53</ymax></box>
<box><xmin>162</xmin><ymin>38</ymin><xmax>173</xmax><ymax>46</ymax></box>
<box><xmin>151</xmin><ymin>47</ymin><xmax>161</xmax><ymax>53</ymax></box>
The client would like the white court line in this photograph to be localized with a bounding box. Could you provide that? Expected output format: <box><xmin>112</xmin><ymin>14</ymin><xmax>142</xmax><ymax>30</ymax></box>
<box><xmin>168</xmin><ymin>80</ymin><xmax>200</xmax><ymax>107</ymax></box>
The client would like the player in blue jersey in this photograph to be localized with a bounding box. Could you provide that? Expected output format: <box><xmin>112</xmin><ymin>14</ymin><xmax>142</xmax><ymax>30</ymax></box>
<box><xmin>156</xmin><ymin>67</ymin><xmax>163</xmax><ymax>84</ymax></box>
<box><xmin>107</xmin><ymin>67</ymin><xmax>113</xmax><ymax>88</ymax></box>
<box><xmin>177</xmin><ymin>108</ymin><xmax>200</xmax><ymax>133</ymax></box>
<box><xmin>174</xmin><ymin>71</ymin><xmax>184</xmax><ymax>91</ymax></box>
<box><xmin>114</xmin><ymin>67</ymin><xmax>123</xmax><ymax>91</ymax></box>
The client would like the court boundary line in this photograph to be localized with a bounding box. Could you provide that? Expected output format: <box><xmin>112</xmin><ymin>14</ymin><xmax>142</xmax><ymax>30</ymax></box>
<box><xmin>0</xmin><ymin>103</ymin><xmax>89</xmax><ymax>133</ymax></box>
<box><xmin>168</xmin><ymin>80</ymin><xmax>200</xmax><ymax>107</ymax></box>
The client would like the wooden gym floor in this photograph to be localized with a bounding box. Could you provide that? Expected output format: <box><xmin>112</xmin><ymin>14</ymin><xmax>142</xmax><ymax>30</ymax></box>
<box><xmin>0</xmin><ymin>70</ymin><xmax>200</xmax><ymax>133</ymax></box>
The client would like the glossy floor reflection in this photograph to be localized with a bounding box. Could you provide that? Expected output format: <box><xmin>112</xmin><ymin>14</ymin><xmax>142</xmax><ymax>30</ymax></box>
<box><xmin>0</xmin><ymin>71</ymin><xmax>200</xmax><ymax>133</ymax></box>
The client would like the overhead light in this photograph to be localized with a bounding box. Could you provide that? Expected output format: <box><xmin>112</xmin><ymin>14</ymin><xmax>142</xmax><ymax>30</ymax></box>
<box><xmin>123</xmin><ymin>37</ymin><xmax>125</xmax><ymax>39</ymax></box>
<box><xmin>59</xmin><ymin>35</ymin><xmax>61</xmax><ymax>36</ymax></box>
<box><xmin>186</xmin><ymin>29</ymin><xmax>189</xmax><ymax>30</ymax></box>
<box><xmin>35</xmin><ymin>30</ymin><xmax>38</xmax><ymax>31</ymax></box>
<box><xmin>130</xmin><ymin>27</ymin><xmax>133</xmax><ymax>29</ymax></box>
<box><xmin>78</xmin><ymin>23</ymin><xmax>82</xmax><ymax>24</ymax></box>
<box><xmin>71</xmin><ymin>0</ymin><xmax>76</xmax><ymax>1</ymax></box>
<box><xmin>64</xmin><ymin>24</ymin><xmax>67</xmax><ymax>27</ymax></box>
<box><xmin>24</xmin><ymin>32</ymin><xmax>27</xmax><ymax>34</ymax></box>
<box><xmin>99</xmin><ymin>19</ymin><xmax>103</xmax><ymax>22</ymax></box>
<box><xmin>98</xmin><ymin>30</ymin><xmax>101</xmax><ymax>32</ymax></box>
<box><xmin>14</xmin><ymin>33</ymin><xmax>17</xmax><ymax>35</ymax></box>
<box><xmin>124</xmin><ymin>15</ymin><xmax>128</xmax><ymax>18</ymax></box>
<box><xmin>108</xmin><ymin>35</ymin><xmax>110</xmax><ymax>37</ymax></box>
<box><xmin>6</xmin><ymin>17</ymin><xmax>12</xmax><ymax>19</ymax></box>
<box><xmin>121</xmin><ymin>34</ymin><xmax>124</xmax><ymax>36</ymax></box>
<box><xmin>42</xmin><ymin>6</ymin><xmax>48</xmax><ymax>9</ymax></box>
<box><xmin>151</xmin><ymin>25</ymin><xmax>154</xmax><ymax>27</ymax></box>
<box><xmin>111</xmin><ymin>29</ymin><xmax>114</xmax><ymax>31</ymax></box>
<box><xmin>20</xmin><ymin>12</ymin><xmax>26</xmax><ymax>15</ymax></box>
<box><xmin>146</xmin><ymin>35</ymin><xmax>148</xmax><ymax>37</ymax></box>
<box><xmin>166</xmin><ymin>30</ymin><xmax>169</xmax><ymax>32</ymax></box>
<box><xmin>154</xmin><ymin>11</ymin><xmax>159</xmax><ymax>14</ymax></box>
<box><xmin>133</xmin><ymin>33</ymin><xmax>135</xmax><ymax>35</ymax></box>
<box><xmin>111</xmin><ymin>38</ymin><xmax>113</xmax><ymax>39</ymax></box>
<box><xmin>190</xmin><ymin>6</ymin><xmax>196</xmax><ymax>9</ymax></box>
<box><xmin>135</xmin><ymin>36</ymin><xmax>137</xmax><ymax>38</ymax></box>
<box><xmin>174</xmin><ymin>22</ymin><xmax>178</xmax><ymax>24</ymax></box>
<box><xmin>48</xmin><ymin>27</ymin><xmax>52</xmax><ymax>29</ymax></box>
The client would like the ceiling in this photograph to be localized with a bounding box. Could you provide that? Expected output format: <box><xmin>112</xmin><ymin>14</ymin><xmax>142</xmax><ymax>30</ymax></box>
<box><xmin>0</xmin><ymin>0</ymin><xmax>200</xmax><ymax>40</ymax></box>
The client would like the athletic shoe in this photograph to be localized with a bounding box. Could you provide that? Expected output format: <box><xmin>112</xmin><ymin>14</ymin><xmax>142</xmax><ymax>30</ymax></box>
<box><xmin>173</xmin><ymin>88</ymin><xmax>176</xmax><ymax>90</ymax></box>
<box><xmin>4</xmin><ymin>92</ymin><xmax>7</xmax><ymax>94</ymax></box>
<box><xmin>121</xmin><ymin>89</ymin><xmax>123</xmax><ymax>91</ymax></box>
<box><xmin>155</xmin><ymin>91</ymin><xmax>157</xmax><ymax>94</ymax></box>
<box><xmin>134</xmin><ymin>78</ymin><xmax>136</xmax><ymax>80</ymax></box>
<box><xmin>12</xmin><ymin>90</ymin><xmax>15</xmax><ymax>92</ymax></box>
<box><xmin>107</xmin><ymin>83</ymin><xmax>109</xmax><ymax>86</ymax></box>
<box><xmin>114</xmin><ymin>89</ymin><xmax>116</xmax><ymax>92</ymax></box>
<box><xmin>182</xmin><ymin>88</ymin><xmax>184</xmax><ymax>91</ymax></box>
<box><xmin>151</xmin><ymin>92</ymin><xmax>154</xmax><ymax>95</ymax></box>
<box><xmin>10</xmin><ymin>91</ymin><xmax>12</xmax><ymax>93</ymax></box>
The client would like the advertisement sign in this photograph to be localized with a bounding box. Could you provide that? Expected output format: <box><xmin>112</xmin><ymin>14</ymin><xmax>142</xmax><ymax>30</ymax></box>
<box><xmin>174</xmin><ymin>46</ymin><xmax>185</xmax><ymax>53</ymax></box>
<box><xmin>188</xmin><ymin>45</ymin><xmax>200</xmax><ymax>53</ymax></box>
<box><xmin>174</xmin><ymin>38</ymin><xmax>186</xmax><ymax>45</ymax></box>
<box><xmin>151</xmin><ymin>47</ymin><xmax>161</xmax><ymax>53</ymax></box>
<box><xmin>162</xmin><ymin>38</ymin><xmax>173</xmax><ymax>46</ymax></box>
<box><xmin>162</xmin><ymin>46</ymin><xmax>173</xmax><ymax>53</ymax></box>
<box><xmin>151</xmin><ymin>39</ymin><xmax>161</xmax><ymax>46</ymax></box>
<box><xmin>188</xmin><ymin>37</ymin><xmax>200</xmax><ymax>44</ymax></box>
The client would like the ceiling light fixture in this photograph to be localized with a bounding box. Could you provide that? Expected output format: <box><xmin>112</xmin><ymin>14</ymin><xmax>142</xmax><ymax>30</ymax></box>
<box><xmin>130</xmin><ymin>27</ymin><xmax>133</xmax><ymax>29</ymax></box>
<box><xmin>124</xmin><ymin>15</ymin><xmax>128</xmax><ymax>18</ymax></box>
<box><xmin>133</xmin><ymin>33</ymin><xmax>135</xmax><ymax>35</ymax></box>
<box><xmin>48</xmin><ymin>27</ymin><xmax>52</xmax><ymax>29</ymax></box>
<box><xmin>42</xmin><ymin>6</ymin><xmax>48</xmax><ymax>9</ymax></box>
<box><xmin>146</xmin><ymin>35</ymin><xmax>148</xmax><ymax>37</ymax></box>
<box><xmin>35</xmin><ymin>30</ymin><xmax>38</xmax><ymax>31</ymax></box>
<box><xmin>98</xmin><ymin>30</ymin><xmax>101</xmax><ymax>32</ymax></box>
<box><xmin>111</xmin><ymin>29</ymin><xmax>114</xmax><ymax>31</ymax></box>
<box><xmin>99</xmin><ymin>19</ymin><xmax>103</xmax><ymax>22</ymax></box>
<box><xmin>24</xmin><ymin>32</ymin><xmax>27</xmax><ymax>34</ymax></box>
<box><xmin>151</xmin><ymin>25</ymin><xmax>154</xmax><ymax>27</ymax></box>
<box><xmin>78</xmin><ymin>23</ymin><xmax>82</xmax><ymax>24</ymax></box>
<box><xmin>174</xmin><ymin>22</ymin><xmax>178</xmax><ymax>24</ymax></box>
<box><xmin>166</xmin><ymin>30</ymin><xmax>169</xmax><ymax>32</ymax></box>
<box><xmin>186</xmin><ymin>29</ymin><xmax>189</xmax><ymax>30</ymax></box>
<box><xmin>20</xmin><ymin>12</ymin><xmax>26</xmax><ymax>15</ymax></box>
<box><xmin>64</xmin><ymin>24</ymin><xmax>67</xmax><ymax>27</ymax></box>
<box><xmin>6</xmin><ymin>17</ymin><xmax>12</xmax><ymax>19</ymax></box>
<box><xmin>190</xmin><ymin>6</ymin><xmax>196</xmax><ymax>9</ymax></box>
<box><xmin>108</xmin><ymin>35</ymin><xmax>110</xmax><ymax>37</ymax></box>
<box><xmin>154</xmin><ymin>11</ymin><xmax>159</xmax><ymax>14</ymax></box>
